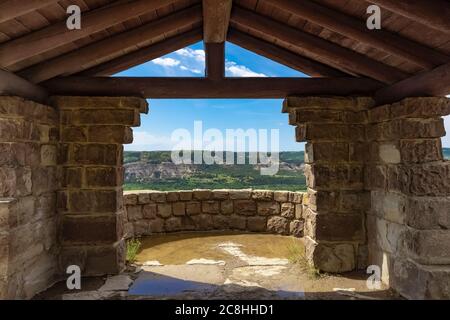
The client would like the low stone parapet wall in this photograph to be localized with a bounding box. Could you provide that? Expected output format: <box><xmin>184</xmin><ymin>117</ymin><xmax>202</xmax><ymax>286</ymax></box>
<box><xmin>123</xmin><ymin>189</ymin><xmax>307</xmax><ymax>238</ymax></box>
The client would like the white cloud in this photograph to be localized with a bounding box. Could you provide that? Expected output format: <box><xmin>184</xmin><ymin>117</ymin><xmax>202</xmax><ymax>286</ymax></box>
<box><xmin>175</xmin><ymin>48</ymin><xmax>205</xmax><ymax>62</ymax></box>
<box><xmin>152</xmin><ymin>57</ymin><xmax>180</xmax><ymax>67</ymax></box>
<box><xmin>180</xmin><ymin>65</ymin><xmax>203</xmax><ymax>74</ymax></box>
<box><xmin>225</xmin><ymin>61</ymin><xmax>267</xmax><ymax>77</ymax></box>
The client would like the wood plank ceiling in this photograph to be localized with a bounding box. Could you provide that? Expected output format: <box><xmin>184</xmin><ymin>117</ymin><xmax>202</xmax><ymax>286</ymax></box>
<box><xmin>0</xmin><ymin>0</ymin><xmax>449</xmax><ymax>101</ymax></box>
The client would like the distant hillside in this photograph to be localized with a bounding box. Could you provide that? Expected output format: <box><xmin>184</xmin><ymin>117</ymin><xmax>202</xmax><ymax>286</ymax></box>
<box><xmin>124</xmin><ymin>151</ymin><xmax>306</xmax><ymax>191</ymax></box>
<box><xmin>124</xmin><ymin>148</ymin><xmax>450</xmax><ymax>191</ymax></box>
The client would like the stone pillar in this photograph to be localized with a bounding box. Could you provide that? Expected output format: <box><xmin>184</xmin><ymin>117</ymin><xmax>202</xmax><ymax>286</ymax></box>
<box><xmin>365</xmin><ymin>97</ymin><xmax>450</xmax><ymax>299</ymax></box>
<box><xmin>51</xmin><ymin>96</ymin><xmax>147</xmax><ymax>276</ymax></box>
<box><xmin>284</xmin><ymin>96</ymin><xmax>373</xmax><ymax>273</ymax></box>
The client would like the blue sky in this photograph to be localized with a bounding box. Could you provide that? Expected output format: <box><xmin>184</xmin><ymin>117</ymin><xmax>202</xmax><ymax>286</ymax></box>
<box><xmin>118</xmin><ymin>41</ymin><xmax>450</xmax><ymax>150</ymax></box>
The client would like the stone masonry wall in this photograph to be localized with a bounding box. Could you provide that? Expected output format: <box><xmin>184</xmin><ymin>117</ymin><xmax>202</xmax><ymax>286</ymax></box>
<box><xmin>365</xmin><ymin>98</ymin><xmax>450</xmax><ymax>299</ymax></box>
<box><xmin>0</xmin><ymin>96</ymin><xmax>59</xmax><ymax>299</ymax></box>
<box><xmin>285</xmin><ymin>96</ymin><xmax>450</xmax><ymax>299</ymax></box>
<box><xmin>51</xmin><ymin>97</ymin><xmax>147</xmax><ymax>277</ymax></box>
<box><xmin>123</xmin><ymin>189</ymin><xmax>307</xmax><ymax>237</ymax></box>
<box><xmin>284</xmin><ymin>96</ymin><xmax>372</xmax><ymax>273</ymax></box>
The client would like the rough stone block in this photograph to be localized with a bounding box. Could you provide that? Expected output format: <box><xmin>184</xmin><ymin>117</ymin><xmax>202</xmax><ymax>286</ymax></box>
<box><xmin>123</xmin><ymin>194</ymin><xmax>137</xmax><ymax>205</ymax></box>
<box><xmin>257</xmin><ymin>201</ymin><xmax>280</xmax><ymax>216</ymax></box>
<box><xmin>305</xmin><ymin>142</ymin><xmax>349</xmax><ymax>163</ymax></box>
<box><xmin>40</xmin><ymin>145</ymin><xmax>57</xmax><ymax>166</ymax></box>
<box><xmin>186</xmin><ymin>202</ymin><xmax>201</xmax><ymax>216</ymax></box>
<box><xmin>179</xmin><ymin>191</ymin><xmax>193</xmax><ymax>201</ymax></box>
<box><xmin>229</xmin><ymin>189</ymin><xmax>252</xmax><ymax>200</ymax></box>
<box><xmin>307</xmin><ymin>211</ymin><xmax>364</xmax><ymax>242</ymax></box>
<box><xmin>267</xmin><ymin>216</ymin><xmax>289</xmax><ymax>235</ymax></box>
<box><xmin>235</xmin><ymin>200</ymin><xmax>257</xmax><ymax>215</ymax></box>
<box><xmin>165</xmin><ymin>217</ymin><xmax>182</xmax><ymax>232</ymax></box>
<box><xmin>87</xmin><ymin>126</ymin><xmax>133</xmax><ymax>144</ymax></box>
<box><xmin>62</xmin><ymin>214</ymin><xmax>121</xmax><ymax>244</ymax></box>
<box><xmin>172</xmin><ymin>202</ymin><xmax>186</xmax><ymax>216</ymax></box>
<box><xmin>290</xmin><ymin>220</ymin><xmax>304</xmax><ymax>237</ymax></box>
<box><xmin>137</xmin><ymin>193</ymin><xmax>151</xmax><ymax>204</ymax></box>
<box><xmin>212</xmin><ymin>189</ymin><xmax>229</xmax><ymax>200</ymax></box>
<box><xmin>252</xmin><ymin>190</ymin><xmax>273</xmax><ymax>201</ymax></box>
<box><xmin>149</xmin><ymin>219</ymin><xmax>164</xmax><ymax>233</ymax></box>
<box><xmin>247</xmin><ymin>216</ymin><xmax>267</xmax><ymax>232</ymax></box>
<box><xmin>157</xmin><ymin>204</ymin><xmax>172</xmax><ymax>218</ymax></box>
<box><xmin>406</xmin><ymin>197</ymin><xmax>450</xmax><ymax>230</ymax></box>
<box><xmin>126</xmin><ymin>205</ymin><xmax>142</xmax><ymax>222</ymax></box>
<box><xmin>305</xmin><ymin>237</ymin><xmax>356</xmax><ymax>273</ymax></box>
<box><xmin>192</xmin><ymin>214</ymin><xmax>213</xmax><ymax>230</ymax></box>
<box><xmin>166</xmin><ymin>192</ymin><xmax>180</xmax><ymax>202</ymax></box>
<box><xmin>220</xmin><ymin>200</ymin><xmax>233</xmax><ymax>215</ymax></box>
<box><xmin>407</xmin><ymin>229</ymin><xmax>450</xmax><ymax>265</ymax></box>
<box><xmin>400</xmin><ymin>139</ymin><xmax>443</xmax><ymax>163</ymax></box>
<box><xmin>193</xmin><ymin>189</ymin><xmax>212</xmax><ymax>200</ymax></box>
<box><xmin>229</xmin><ymin>215</ymin><xmax>246</xmax><ymax>230</ymax></box>
<box><xmin>202</xmin><ymin>201</ymin><xmax>220</xmax><ymax>214</ymax></box>
<box><xmin>86</xmin><ymin>167</ymin><xmax>121</xmax><ymax>187</ymax></box>
<box><xmin>280</xmin><ymin>203</ymin><xmax>295</xmax><ymax>219</ymax></box>
<box><xmin>390</xmin><ymin>257</ymin><xmax>450</xmax><ymax>299</ymax></box>
<box><xmin>273</xmin><ymin>191</ymin><xmax>289</xmax><ymax>202</ymax></box>
<box><xmin>67</xmin><ymin>190</ymin><xmax>119</xmax><ymax>213</ymax></box>
<box><xmin>150</xmin><ymin>191</ymin><xmax>166</xmax><ymax>203</ymax></box>
<box><xmin>142</xmin><ymin>204</ymin><xmax>157</xmax><ymax>219</ymax></box>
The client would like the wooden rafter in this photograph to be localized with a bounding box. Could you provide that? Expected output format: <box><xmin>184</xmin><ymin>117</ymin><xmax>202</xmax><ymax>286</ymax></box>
<box><xmin>263</xmin><ymin>0</ymin><xmax>449</xmax><ymax>69</ymax></box>
<box><xmin>42</xmin><ymin>76</ymin><xmax>384</xmax><ymax>98</ymax></box>
<box><xmin>0</xmin><ymin>69</ymin><xmax>48</xmax><ymax>103</ymax></box>
<box><xmin>228</xmin><ymin>29</ymin><xmax>348</xmax><ymax>78</ymax></box>
<box><xmin>0</xmin><ymin>0</ymin><xmax>178</xmax><ymax>68</ymax></box>
<box><xmin>231</xmin><ymin>6</ymin><xmax>409</xmax><ymax>84</ymax></box>
<box><xmin>19</xmin><ymin>5</ymin><xmax>203</xmax><ymax>83</ymax></box>
<box><xmin>0</xmin><ymin>0</ymin><xmax>60</xmax><ymax>24</ymax></box>
<box><xmin>375</xmin><ymin>62</ymin><xmax>450</xmax><ymax>105</ymax></box>
<box><xmin>78</xmin><ymin>29</ymin><xmax>203</xmax><ymax>77</ymax></box>
<box><xmin>369</xmin><ymin>0</ymin><xmax>450</xmax><ymax>34</ymax></box>
<box><xmin>203</xmin><ymin>0</ymin><xmax>233</xmax><ymax>43</ymax></box>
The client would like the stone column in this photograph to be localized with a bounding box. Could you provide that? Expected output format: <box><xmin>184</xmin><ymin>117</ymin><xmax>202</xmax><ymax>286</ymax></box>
<box><xmin>365</xmin><ymin>97</ymin><xmax>450</xmax><ymax>299</ymax></box>
<box><xmin>284</xmin><ymin>96</ymin><xmax>374</xmax><ymax>273</ymax></box>
<box><xmin>52</xmin><ymin>97</ymin><xmax>147</xmax><ymax>276</ymax></box>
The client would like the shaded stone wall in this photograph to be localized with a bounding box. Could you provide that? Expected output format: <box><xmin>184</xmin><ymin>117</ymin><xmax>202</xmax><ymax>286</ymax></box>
<box><xmin>123</xmin><ymin>189</ymin><xmax>307</xmax><ymax>237</ymax></box>
<box><xmin>285</xmin><ymin>96</ymin><xmax>450</xmax><ymax>299</ymax></box>
<box><xmin>0</xmin><ymin>96</ymin><xmax>59</xmax><ymax>299</ymax></box>
<box><xmin>51</xmin><ymin>97</ymin><xmax>147</xmax><ymax>277</ymax></box>
<box><xmin>365</xmin><ymin>98</ymin><xmax>450</xmax><ymax>299</ymax></box>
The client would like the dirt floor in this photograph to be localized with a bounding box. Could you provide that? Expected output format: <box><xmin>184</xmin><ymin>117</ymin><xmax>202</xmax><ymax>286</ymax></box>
<box><xmin>35</xmin><ymin>232</ymin><xmax>401</xmax><ymax>300</ymax></box>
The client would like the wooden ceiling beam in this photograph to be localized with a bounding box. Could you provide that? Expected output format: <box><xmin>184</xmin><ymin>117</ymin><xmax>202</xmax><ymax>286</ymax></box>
<box><xmin>205</xmin><ymin>43</ymin><xmax>225</xmax><ymax>80</ymax></box>
<box><xmin>78</xmin><ymin>29</ymin><xmax>203</xmax><ymax>77</ymax></box>
<box><xmin>0</xmin><ymin>0</ymin><xmax>179</xmax><ymax>67</ymax></box>
<box><xmin>0</xmin><ymin>0</ymin><xmax>60</xmax><ymax>24</ymax></box>
<box><xmin>0</xmin><ymin>69</ymin><xmax>48</xmax><ymax>103</ymax></box>
<box><xmin>369</xmin><ymin>0</ymin><xmax>450</xmax><ymax>34</ymax></box>
<box><xmin>263</xmin><ymin>0</ymin><xmax>449</xmax><ymax>69</ymax></box>
<box><xmin>19</xmin><ymin>6</ymin><xmax>203</xmax><ymax>83</ymax></box>
<box><xmin>375</xmin><ymin>62</ymin><xmax>450</xmax><ymax>105</ymax></box>
<box><xmin>42</xmin><ymin>76</ymin><xmax>384</xmax><ymax>99</ymax></box>
<box><xmin>228</xmin><ymin>29</ymin><xmax>348</xmax><ymax>78</ymax></box>
<box><xmin>203</xmin><ymin>0</ymin><xmax>232</xmax><ymax>43</ymax></box>
<box><xmin>230</xmin><ymin>6</ymin><xmax>409</xmax><ymax>84</ymax></box>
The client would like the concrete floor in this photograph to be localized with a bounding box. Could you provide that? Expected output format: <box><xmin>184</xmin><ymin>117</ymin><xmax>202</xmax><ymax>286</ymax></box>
<box><xmin>36</xmin><ymin>233</ymin><xmax>401</xmax><ymax>300</ymax></box>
